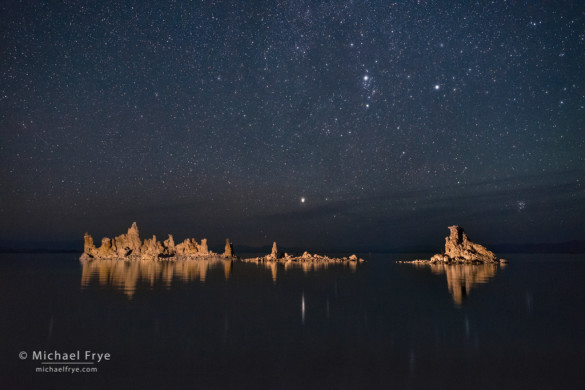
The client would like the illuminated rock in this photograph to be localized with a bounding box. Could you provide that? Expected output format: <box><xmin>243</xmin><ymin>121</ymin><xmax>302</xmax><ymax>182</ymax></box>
<box><xmin>114</xmin><ymin>222</ymin><xmax>142</xmax><ymax>257</ymax></box>
<box><xmin>400</xmin><ymin>226</ymin><xmax>506</xmax><ymax>264</ymax></box>
<box><xmin>83</xmin><ymin>233</ymin><xmax>97</xmax><ymax>257</ymax></box>
<box><xmin>434</xmin><ymin>225</ymin><xmax>502</xmax><ymax>263</ymax></box>
<box><xmin>267</xmin><ymin>242</ymin><xmax>280</xmax><ymax>260</ymax></box>
<box><xmin>199</xmin><ymin>238</ymin><xmax>209</xmax><ymax>255</ymax></box>
<box><xmin>242</xmin><ymin>244</ymin><xmax>364</xmax><ymax>264</ymax></box>
<box><xmin>224</xmin><ymin>239</ymin><xmax>234</xmax><ymax>257</ymax></box>
<box><xmin>175</xmin><ymin>238</ymin><xmax>199</xmax><ymax>255</ymax></box>
<box><xmin>80</xmin><ymin>223</ymin><xmax>228</xmax><ymax>260</ymax></box>
<box><xmin>140</xmin><ymin>235</ymin><xmax>164</xmax><ymax>258</ymax></box>
<box><xmin>96</xmin><ymin>237</ymin><xmax>117</xmax><ymax>258</ymax></box>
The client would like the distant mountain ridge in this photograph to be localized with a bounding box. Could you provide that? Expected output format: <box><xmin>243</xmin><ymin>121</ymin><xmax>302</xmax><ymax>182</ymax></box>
<box><xmin>490</xmin><ymin>240</ymin><xmax>585</xmax><ymax>254</ymax></box>
<box><xmin>0</xmin><ymin>240</ymin><xmax>81</xmax><ymax>253</ymax></box>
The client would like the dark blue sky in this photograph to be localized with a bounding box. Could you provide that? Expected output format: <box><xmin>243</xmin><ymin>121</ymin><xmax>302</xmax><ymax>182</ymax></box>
<box><xmin>1</xmin><ymin>1</ymin><xmax>584</xmax><ymax>251</ymax></box>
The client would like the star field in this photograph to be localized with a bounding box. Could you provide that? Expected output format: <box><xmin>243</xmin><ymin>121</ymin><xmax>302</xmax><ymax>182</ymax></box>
<box><xmin>1</xmin><ymin>1</ymin><xmax>584</xmax><ymax>250</ymax></box>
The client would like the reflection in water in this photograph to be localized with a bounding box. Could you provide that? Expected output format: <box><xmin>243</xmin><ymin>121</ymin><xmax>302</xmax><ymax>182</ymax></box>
<box><xmin>263</xmin><ymin>260</ymin><xmax>357</xmax><ymax>283</ymax></box>
<box><xmin>301</xmin><ymin>292</ymin><xmax>306</xmax><ymax>325</ymax></box>
<box><xmin>81</xmin><ymin>256</ymin><xmax>360</xmax><ymax>297</ymax></box>
<box><xmin>415</xmin><ymin>263</ymin><xmax>501</xmax><ymax>305</ymax></box>
<box><xmin>80</xmin><ymin>257</ymin><xmax>233</xmax><ymax>298</ymax></box>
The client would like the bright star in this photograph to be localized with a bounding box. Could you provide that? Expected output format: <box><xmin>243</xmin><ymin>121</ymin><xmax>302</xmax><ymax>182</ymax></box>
<box><xmin>434</xmin><ymin>84</ymin><xmax>440</xmax><ymax>90</ymax></box>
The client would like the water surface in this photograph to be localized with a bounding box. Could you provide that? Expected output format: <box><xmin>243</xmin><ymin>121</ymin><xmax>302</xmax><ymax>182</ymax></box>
<box><xmin>1</xmin><ymin>253</ymin><xmax>584</xmax><ymax>389</ymax></box>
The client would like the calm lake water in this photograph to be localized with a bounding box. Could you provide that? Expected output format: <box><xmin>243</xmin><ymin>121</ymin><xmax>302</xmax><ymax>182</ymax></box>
<box><xmin>1</xmin><ymin>253</ymin><xmax>584</xmax><ymax>389</ymax></box>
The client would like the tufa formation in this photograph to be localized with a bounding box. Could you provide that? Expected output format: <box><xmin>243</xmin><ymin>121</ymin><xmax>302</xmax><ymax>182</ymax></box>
<box><xmin>242</xmin><ymin>241</ymin><xmax>365</xmax><ymax>264</ymax></box>
<box><xmin>400</xmin><ymin>225</ymin><xmax>507</xmax><ymax>264</ymax></box>
<box><xmin>81</xmin><ymin>222</ymin><xmax>236</xmax><ymax>260</ymax></box>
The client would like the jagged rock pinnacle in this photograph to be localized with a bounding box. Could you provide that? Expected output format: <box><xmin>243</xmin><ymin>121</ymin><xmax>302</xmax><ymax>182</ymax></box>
<box><xmin>224</xmin><ymin>239</ymin><xmax>234</xmax><ymax>257</ymax></box>
<box><xmin>429</xmin><ymin>225</ymin><xmax>504</xmax><ymax>264</ymax></box>
<box><xmin>81</xmin><ymin>223</ymin><xmax>220</xmax><ymax>260</ymax></box>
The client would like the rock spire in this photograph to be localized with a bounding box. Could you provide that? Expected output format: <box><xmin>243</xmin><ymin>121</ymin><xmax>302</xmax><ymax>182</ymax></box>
<box><xmin>81</xmin><ymin>223</ymin><xmax>235</xmax><ymax>260</ymax></box>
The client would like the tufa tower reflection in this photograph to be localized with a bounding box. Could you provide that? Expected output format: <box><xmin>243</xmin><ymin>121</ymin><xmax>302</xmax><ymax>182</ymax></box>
<box><xmin>80</xmin><ymin>257</ymin><xmax>233</xmax><ymax>298</ymax></box>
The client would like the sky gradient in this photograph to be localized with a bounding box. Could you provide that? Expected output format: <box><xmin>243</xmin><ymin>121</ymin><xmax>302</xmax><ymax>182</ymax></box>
<box><xmin>1</xmin><ymin>1</ymin><xmax>584</xmax><ymax>251</ymax></box>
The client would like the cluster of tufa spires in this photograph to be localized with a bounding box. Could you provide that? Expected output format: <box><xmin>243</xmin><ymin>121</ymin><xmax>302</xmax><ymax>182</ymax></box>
<box><xmin>399</xmin><ymin>225</ymin><xmax>507</xmax><ymax>264</ymax></box>
<box><xmin>242</xmin><ymin>241</ymin><xmax>365</xmax><ymax>264</ymax></box>
<box><xmin>82</xmin><ymin>222</ymin><xmax>235</xmax><ymax>260</ymax></box>
<box><xmin>430</xmin><ymin>225</ymin><xmax>506</xmax><ymax>264</ymax></box>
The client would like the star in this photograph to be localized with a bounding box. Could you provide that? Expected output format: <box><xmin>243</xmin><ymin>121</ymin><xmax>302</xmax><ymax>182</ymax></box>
<box><xmin>0</xmin><ymin>0</ymin><xmax>580</xmax><ymax>252</ymax></box>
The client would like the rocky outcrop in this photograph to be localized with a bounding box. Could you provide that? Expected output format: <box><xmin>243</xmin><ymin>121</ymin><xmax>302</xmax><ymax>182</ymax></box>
<box><xmin>80</xmin><ymin>223</ymin><xmax>234</xmax><ymax>260</ymax></box>
<box><xmin>223</xmin><ymin>239</ymin><xmax>234</xmax><ymax>257</ymax></box>
<box><xmin>399</xmin><ymin>226</ymin><xmax>506</xmax><ymax>264</ymax></box>
<box><xmin>199</xmin><ymin>238</ymin><xmax>209</xmax><ymax>255</ymax></box>
<box><xmin>84</xmin><ymin>233</ymin><xmax>97</xmax><ymax>257</ymax></box>
<box><xmin>163</xmin><ymin>234</ymin><xmax>175</xmax><ymax>254</ymax></box>
<box><xmin>141</xmin><ymin>235</ymin><xmax>164</xmax><ymax>258</ymax></box>
<box><xmin>175</xmin><ymin>238</ymin><xmax>200</xmax><ymax>255</ymax></box>
<box><xmin>267</xmin><ymin>242</ymin><xmax>280</xmax><ymax>260</ymax></box>
<box><xmin>114</xmin><ymin>222</ymin><xmax>142</xmax><ymax>257</ymax></box>
<box><xmin>96</xmin><ymin>237</ymin><xmax>117</xmax><ymax>258</ymax></box>
<box><xmin>242</xmin><ymin>242</ymin><xmax>365</xmax><ymax>265</ymax></box>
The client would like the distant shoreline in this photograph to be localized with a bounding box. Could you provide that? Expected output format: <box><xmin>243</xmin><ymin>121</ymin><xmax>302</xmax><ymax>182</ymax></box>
<box><xmin>0</xmin><ymin>248</ymin><xmax>80</xmax><ymax>254</ymax></box>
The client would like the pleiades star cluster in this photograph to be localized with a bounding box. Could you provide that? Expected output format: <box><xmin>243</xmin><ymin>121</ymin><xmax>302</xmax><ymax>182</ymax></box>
<box><xmin>1</xmin><ymin>1</ymin><xmax>583</xmax><ymax>250</ymax></box>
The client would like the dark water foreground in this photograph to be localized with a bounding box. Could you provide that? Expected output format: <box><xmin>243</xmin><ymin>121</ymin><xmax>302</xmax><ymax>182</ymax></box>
<box><xmin>1</xmin><ymin>253</ymin><xmax>584</xmax><ymax>389</ymax></box>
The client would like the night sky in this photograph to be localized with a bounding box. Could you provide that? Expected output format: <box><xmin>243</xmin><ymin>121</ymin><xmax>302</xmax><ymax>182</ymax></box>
<box><xmin>1</xmin><ymin>1</ymin><xmax>584</xmax><ymax>252</ymax></box>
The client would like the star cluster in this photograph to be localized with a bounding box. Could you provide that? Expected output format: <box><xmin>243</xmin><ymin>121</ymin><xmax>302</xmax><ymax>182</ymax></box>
<box><xmin>1</xmin><ymin>1</ymin><xmax>584</xmax><ymax>249</ymax></box>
